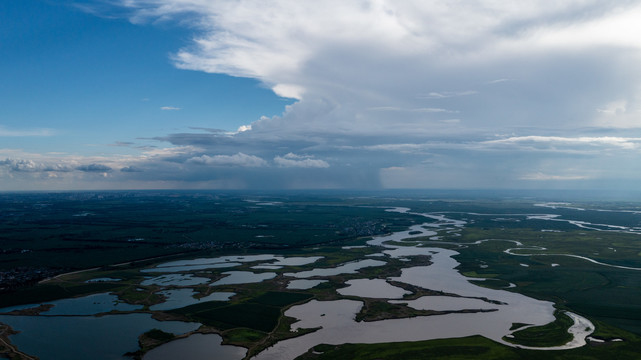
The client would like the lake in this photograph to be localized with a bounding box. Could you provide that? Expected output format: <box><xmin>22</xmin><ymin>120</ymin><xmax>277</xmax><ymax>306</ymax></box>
<box><xmin>0</xmin><ymin>313</ymin><xmax>200</xmax><ymax>360</ymax></box>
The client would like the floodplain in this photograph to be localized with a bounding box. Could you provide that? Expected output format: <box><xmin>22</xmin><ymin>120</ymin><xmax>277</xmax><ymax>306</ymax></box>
<box><xmin>2</xmin><ymin>191</ymin><xmax>641</xmax><ymax>359</ymax></box>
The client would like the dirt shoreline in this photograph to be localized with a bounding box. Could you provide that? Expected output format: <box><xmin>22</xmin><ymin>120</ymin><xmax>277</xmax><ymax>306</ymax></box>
<box><xmin>0</xmin><ymin>322</ymin><xmax>38</xmax><ymax>360</ymax></box>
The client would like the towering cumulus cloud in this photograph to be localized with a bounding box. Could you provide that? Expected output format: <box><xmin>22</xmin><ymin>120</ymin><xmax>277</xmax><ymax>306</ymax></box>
<box><xmin>4</xmin><ymin>1</ymin><xmax>641</xmax><ymax>190</ymax></box>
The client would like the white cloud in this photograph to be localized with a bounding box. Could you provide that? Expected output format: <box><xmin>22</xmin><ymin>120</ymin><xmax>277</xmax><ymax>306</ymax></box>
<box><xmin>0</xmin><ymin>126</ymin><xmax>54</xmax><ymax>137</ymax></box>
<box><xmin>1</xmin><ymin>159</ymin><xmax>46</xmax><ymax>172</ymax></box>
<box><xmin>418</xmin><ymin>91</ymin><xmax>478</xmax><ymax>99</ymax></box>
<box><xmin>76</xmin><ymin>163</ymin><xmax>113</xmax><ymax>172</ymax></box>
<box><xmin>15</xmin><ymin>1</ymin><xmax>641</xmax><ymax>190</ymax></box>
<box><xmin>368</xmin><ymin>107</ymin><xmax>457</xmax><ymax>113</ymax></box>
<box><xmin>593</xmin><ymin>99</ymin><xmax>641</xmax><ymax>129</ymax></box>
<box><xmin>483</xmin><ymin>136</ymin><xmax>641</xmax><ymax>151</ymax></box>
<box><xmin>486</xmin><ymin>78</ymin><xmax>513</xmax><ymax>84</ymax></box>
<box><xmin>272</xmin><ymin>84</ymin><xmax>305</xmax><ymax>99</ymax></box>
<box><xmin>142</xmin><ymin>145</ymin><xmax>202</xmax><ymax>158</ymax></box>
<box><xmin>106</xmin><ymin>1</ymin><xmax>641</xmax><ymax>137</ymax></box>
<box><xmin>356</xmin><ymin>143</ymin><xmax>429</xmax><ymax>154</ymax></box>
<box><xmin>0</xmin><ymin>156</ymin><xmax>118</xmax><ymax>175</ymax></box>
<box><xmin>530</xmin><ymin>6</ymin><xmax>641</xmax><ymax>51</ymax></box>
<box><xmin>274</xmin><ymin>153</ymin><xmax>329</xmax><ymax>168</ymax></box>
<box><xmin>519</xmin><ymin>172</ymin><xmax>591</xmax><ymax>181</ymax></box>
<box><xmin>188</xmin><ymin>153</ymin><xmax>267</xmax><ymax>167</ymax></box>
<box><xmin>160</xmin><ymin>106</ymin><xmax>181</xmax><ymax>110</ymax></box>
<box><xmin>597</xmin><ymin>100</ymin><xmax>628</xmax><ymax>115</ymax></box>
<box><xmin>237</xmin><ymin>124</ymin><xmax>252</xmax><ymax>132</ymax></box>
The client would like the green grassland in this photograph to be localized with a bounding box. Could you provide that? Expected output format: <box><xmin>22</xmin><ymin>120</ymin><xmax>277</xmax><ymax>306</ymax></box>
<box><xmin>447</xmin><ymin>225</ymin><xmax>641</xmax><ymax>335</ymax></box>
<box><xmin>294</xmin><ymin>332</ymin><xmax>641</xmax><ymax>360</ymax></box>
<box><xmin>503</xmin><ymin>311</ymin><xmax>574</xmax><ymax>347</ymax></box>
<box><xmin>169</xmin><ymin>291</ymin><xmax>313</xmax><ymax>332</ymax></box>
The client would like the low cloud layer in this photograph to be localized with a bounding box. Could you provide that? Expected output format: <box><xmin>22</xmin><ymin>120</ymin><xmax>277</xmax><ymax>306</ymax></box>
<box><xmin>274</xmin><ymin>153</ymin><xmax>330</xmax><ymax>168</ymax></box>
<box><xmin>187</xmin><ymin>153</ymin><xmax>268</xmax><ymax>167</ymax></box>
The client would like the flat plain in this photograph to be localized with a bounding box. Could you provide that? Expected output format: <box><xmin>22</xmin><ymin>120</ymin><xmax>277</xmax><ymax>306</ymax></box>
<box><xmin>2</xmin><ymin>190</ymin><xmax>641</xmax><ymax>359</ymax></box>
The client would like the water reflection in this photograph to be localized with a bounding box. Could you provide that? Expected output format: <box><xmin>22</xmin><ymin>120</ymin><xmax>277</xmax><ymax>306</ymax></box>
<box><xmin>141</xmin><ymin>274</ymin><xmax>210</xmax><ymax>286</ymax></box>
<box><xmin>143</xmin><ymin>333</ymin><xmax>246</xmax><ymax>360</ymax></box>
<box><xmin>211</xmin><ymin>271</ymin><xmax>276</xmax><ymax>286</ymax></box>
<box><xmin>259</xmin><ymin>256</ymin><xmax>323</xmax><ymax>267</ymax></box>
<box><xmin>150</xmin><ymin>289</ymin><xmax>235</xmax><ymax>311</ymax></box>
<box><xmin>0</xmin><ymin>293</ymin><xmax>140</xmax><ymax>315</ymax></box>
<box><xmin>390</xmin><ymin>296</ymin><xmax>496</xmax><ymax>311</ymax></box>
<box><xmin>147</xmin><ymin>255</ymin><xmax>322</xmax><ymax>273</ymax></box>
<box><xmin>253</xmin><ymin>210</ymin><xmax>593</xmax><ymax>360</ymax></box>
<box><xmin>286</xmin><ymin>279</ymin><xmax>328</xmax><ymax>290</ymax></box>
<box><xmin>337</xmin><ymin>279</ymin><xmax>410</xmax><ymax>299</ymax></box>
<box><xmin>142</xmin><ymin>262</ymin><xmax>241</xmax><ymax>273</ymax></box>
<box><xmin>0</xmin><ymin>314</ymin><xmax>200</xmax><ymax>360</ymax></box>
<box><xmin>43</xmin><ymin>292</ymin><xmax>142</xmax><ymax>315</ymax></box>
<box><xmin>284</xmin><ymin>259</ymin><xmax>386</xmax><ymax>278</ymax></box>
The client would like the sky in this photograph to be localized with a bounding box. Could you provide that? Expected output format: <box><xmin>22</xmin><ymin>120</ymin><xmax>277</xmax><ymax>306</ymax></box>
<box><xmin>2</xmin><ymin>0</ymin><xmax>641</xmax><ymax>191</ymax></box>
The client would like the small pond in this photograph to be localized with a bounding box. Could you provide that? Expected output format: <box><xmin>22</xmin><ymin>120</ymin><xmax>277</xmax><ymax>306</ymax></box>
<box><xmin>141</xmin><ymin>274</ymin><xmax>210</xmax><ymax>286</ymax></box>
<box><xmin>211</xmin><ymin>271</ymin><xmax>276</xmax><ymax>286</ymax></box>
<box><xmin>146</xmin><ymin>255</ymin><xmax>322</xmax><ymax>273</ymax></box>
<box><xmin>286</xmin><ymin>279</ymin><xmax>328</xmax><ymax>290</ymax></box>
<box><xmin>284</xmin><ymin>259</ymin><xmax>386</xmax><ymax>278</ymax></box>
<box><xmin>150</xmin><ymin>289</ymin><xmax>235</xmax><ymax>311</ymax></box>
<box><xmin>142</xmin><ymin>262</ymin><xmax>241</xmax><ymax>273</ymax></box>
<box><xmin>337</xmin><ymin>279</ymin><xmax>411</xmax><ymax>299</ymax></box>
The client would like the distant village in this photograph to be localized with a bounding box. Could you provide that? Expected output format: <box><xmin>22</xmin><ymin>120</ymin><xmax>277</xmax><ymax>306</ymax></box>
<box><xmin>0</xmin><ymin>267</ymin><xmax>57</xmax><ymax>291</ymax></box>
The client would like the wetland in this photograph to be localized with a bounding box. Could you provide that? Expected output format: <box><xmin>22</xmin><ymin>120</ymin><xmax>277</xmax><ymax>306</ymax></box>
<box><xmin>2</xmin><ymin>191</ymin><xmax>641</xmax><ymax>359</ymax></box>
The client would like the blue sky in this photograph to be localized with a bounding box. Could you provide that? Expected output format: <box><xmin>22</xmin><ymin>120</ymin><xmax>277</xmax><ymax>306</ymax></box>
<box><xmin>2</xmin><ymin>1</ymin><xmax>641</xmax><ymax>190</ymax></box>
<box><xmin>1</xmin><ymin>1</ymin><xmax>289</xmax><ymax>150</ymax></box>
